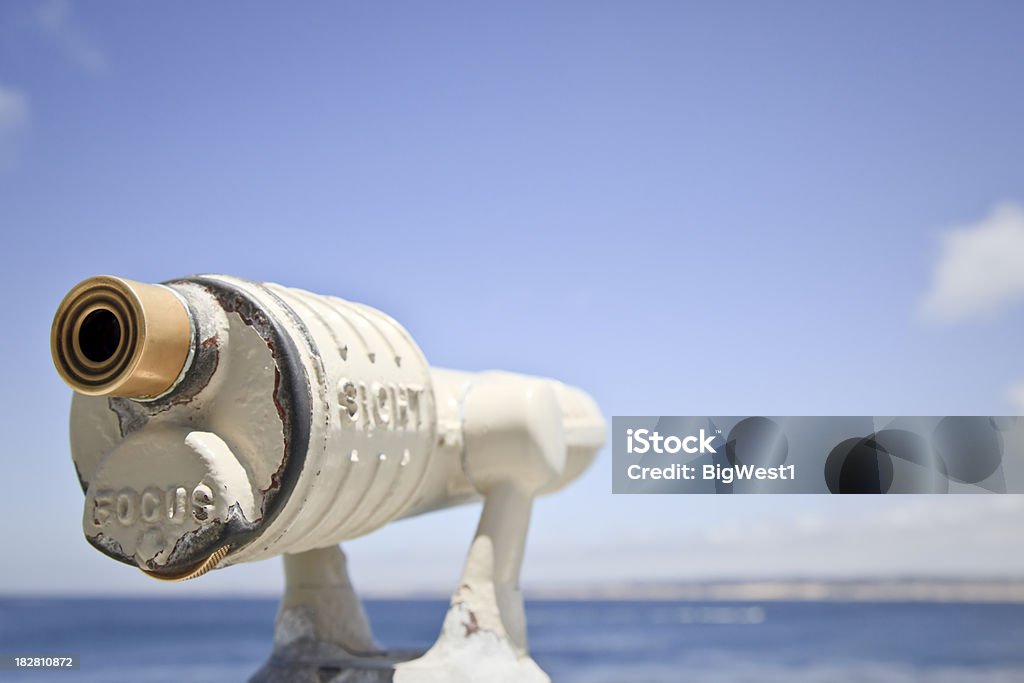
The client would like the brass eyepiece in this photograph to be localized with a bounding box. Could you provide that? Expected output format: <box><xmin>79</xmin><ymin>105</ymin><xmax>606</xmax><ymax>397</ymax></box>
<box><xmin>51</xmin><ymin>276</ymin><xmax>192</xmax><ymax>398</ymax></box>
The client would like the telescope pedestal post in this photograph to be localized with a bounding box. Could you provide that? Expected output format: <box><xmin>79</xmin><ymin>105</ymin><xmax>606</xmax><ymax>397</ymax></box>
<box><xmin>250</xmin><ymin>488</ymin><xmax>547</xmax><ymax>683</ymax></box>
<box><xmin>394</xmin><ymin>483</ymin><xmax>549</xmax><ymax>683</ymax></box>
<box><xmin>250</xmin><ymin>545</ymin><xmax>419</xmax><ymax>683</ymax></box>
<box><xmin>394</xmin><ymin>372</ymin><xmax>566</xmax><ymax>682</ymax></box>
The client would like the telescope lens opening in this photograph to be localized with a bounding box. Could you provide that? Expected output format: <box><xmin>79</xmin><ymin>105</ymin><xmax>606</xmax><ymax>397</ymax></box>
<box><xmin>78</xmin><ymin>309</ymin><xmax>122</xmax><ymax>363</ymax></box>
<box><xmin>52</xmin><ymin>276</ymin><xmax>194</xmax><ymax>398</ymax></box>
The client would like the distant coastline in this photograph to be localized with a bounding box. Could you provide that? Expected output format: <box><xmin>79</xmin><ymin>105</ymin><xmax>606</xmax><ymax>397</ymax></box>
<box><xmin>529</xmin><ymin>578</ymin><xmax>1024</xmax><ymax>602</ymax></box>
<box><xmin>5</xmin><ymin>578</ymin><xmax>1024</xmax><ymax>603</ymax></box>
<box><xmin>368</xmin><ymin>578</ymin><xmax>1024</xmax><ymax>603</ymax></box>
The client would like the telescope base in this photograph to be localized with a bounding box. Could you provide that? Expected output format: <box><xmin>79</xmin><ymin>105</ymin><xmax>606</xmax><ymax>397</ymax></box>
<box><xmin>250</xmin><ymin>650</ymin><xmax>420</xmax><ymax>683</ymax></box>
<box><xmin>393</xmin><ymin>600</ymin><xmax>549</xmax><ymax>683</ymax></box>
<box><xmin>250</xmin><ymin>651</ymin><xmax>415</xmax><ymax>683</ymax></box>
<box><xmin>250</xmin><ymin>607</ymin><xmax>548</xmax><ymax>683</ymax></box>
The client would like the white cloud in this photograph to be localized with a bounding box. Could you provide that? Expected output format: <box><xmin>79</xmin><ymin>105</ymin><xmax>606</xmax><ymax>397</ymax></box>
<box><xmin>33</xmin><ymin>0</ymin><xmax>108</xmax><ymax>76</ymax></box>
<box><xmin>919</xmin><ymin>202</ymin><xmax>1024</xmax><ymax>323</ymax></box>
<box><xmin>1008</xmin><ymin>381</ymin><xmax>1024</xmax><ymax>415</ymax></box>
<box><xmin>0</xmin><ymin>84</ymin><xmax>30</xmax><ymax>172</ymax></box>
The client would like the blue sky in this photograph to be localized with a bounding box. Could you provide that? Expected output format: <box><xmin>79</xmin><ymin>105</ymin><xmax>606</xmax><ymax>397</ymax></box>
<box><xmin>1</xmin><ymin>1</ymin><xmax>1023</xmax><ymax>595</ymax></box>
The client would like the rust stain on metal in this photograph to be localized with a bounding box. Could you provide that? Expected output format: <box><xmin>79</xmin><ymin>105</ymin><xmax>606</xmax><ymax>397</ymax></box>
<box><xmin>105</xmin><ymin>322</ymin><xmax>223</xmax><ymax>438</ymax></box>
<box><xmin>463</xmin><ymin>609</ymin><xmax>480</xmax><ymax>637</ymax></box>
<box><xmin>209</xmin><ymin>288</ymin><xmax>292</xmax><ymax>516</ymax></box>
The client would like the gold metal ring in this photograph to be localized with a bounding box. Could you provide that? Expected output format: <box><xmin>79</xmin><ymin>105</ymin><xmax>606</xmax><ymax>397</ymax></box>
<box><xmin>51</xmin><ymin>276</ymin><xmax>192</xmax><ymax>398</ymax></box>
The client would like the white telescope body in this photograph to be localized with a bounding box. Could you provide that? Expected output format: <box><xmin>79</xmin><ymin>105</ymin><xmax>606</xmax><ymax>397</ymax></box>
<box><xmin>54</xmin><ymin>274</ymin><xmax>605</xmax><ymax>682</ymax></box>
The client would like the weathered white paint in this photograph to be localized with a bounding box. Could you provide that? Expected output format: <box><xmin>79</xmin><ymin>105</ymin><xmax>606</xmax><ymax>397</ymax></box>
<box><xmin>62</xmin><ymin>275</ymin><xmax>605</xmax><ymax>681</ymax></box>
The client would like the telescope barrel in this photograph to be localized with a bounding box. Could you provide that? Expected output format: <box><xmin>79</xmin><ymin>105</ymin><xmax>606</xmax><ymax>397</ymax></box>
<box><xmin>50</xmin><ymin>275</ymin><xmax>605</xmax><ymax>581</ymax></box>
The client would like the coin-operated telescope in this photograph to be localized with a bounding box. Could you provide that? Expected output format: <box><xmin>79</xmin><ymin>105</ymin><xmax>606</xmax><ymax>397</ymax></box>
<box><xmin>51</xmin><ymin>275</ymin><xmax>605</xmax><ymax>683</ymax></box>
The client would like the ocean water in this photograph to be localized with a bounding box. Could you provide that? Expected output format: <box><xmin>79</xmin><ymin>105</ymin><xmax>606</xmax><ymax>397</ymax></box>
<box><xmin>1</xmin><ymin>598</ymin><xmax>1023</xmax><ymax>682</ymax></box>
